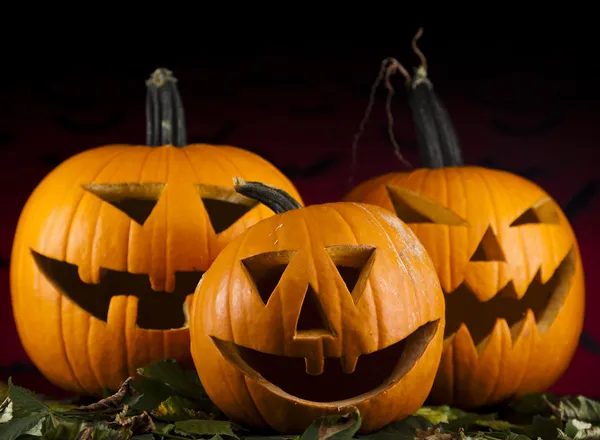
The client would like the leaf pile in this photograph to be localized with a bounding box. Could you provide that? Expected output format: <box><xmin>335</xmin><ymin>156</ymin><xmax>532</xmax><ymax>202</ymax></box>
<box><xmin>1</xmin><ymin>359</ymin><xmax>600</xmax><ymax>439</ymax></box>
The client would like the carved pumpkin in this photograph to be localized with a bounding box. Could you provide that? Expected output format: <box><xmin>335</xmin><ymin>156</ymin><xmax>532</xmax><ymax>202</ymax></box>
<box><xmin>344</xmin><ymin>35</ymin><xmax>584</xmax><ymax>408</ymax></box>
<box><xmin>189</xmin><ymin>178</ymin><xmax>445</xmax><ymax>434</ymax></box>
<box><xmin>10</xmin><ymin>69</ymin><xmax>303</xmax><ymax>396</ymax></box>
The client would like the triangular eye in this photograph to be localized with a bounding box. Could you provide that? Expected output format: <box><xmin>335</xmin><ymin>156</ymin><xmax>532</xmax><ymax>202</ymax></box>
<box><xmin>241</xmin><ymin>250</ymin><xmax>296</xmax><ymax>305</ymax></box>
<box><xmin>197</xmin><ymin>184</ymin><xmax>258</xmax><ymax>234</ymax></box>
<box><xmin>470</xmin><ymin>227</ymin><xmax>506</xmax><ymax>262</ymax></box>
<box><xmin>325</xmin><ymin>245</ymin><xmax>376</xmax><ymax>304</ymax></box>
<box><xmin>510</xmin><ymin>198</ymin><xmax>560</xmax><ymax>226</ymax></box>
<box><xmin>386</xmin><ymin>185</ymin><xmax>467</xmax><ymax>225</ymax></box>
<box><xmin>82</xmin><ymin>183</ymin><xmax>165</xmax><ymax>226</ymax></box>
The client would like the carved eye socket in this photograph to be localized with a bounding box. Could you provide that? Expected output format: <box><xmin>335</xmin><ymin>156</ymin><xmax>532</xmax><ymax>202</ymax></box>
<box><xmin>386</xmin><ymin>185</ymin><xmax>468</xmax><ymax>226</ymax></box>
<box><xmin>197</xmin><ymin>184</ymin><xmax>259</xmax><ymax>234</ymax></box>
<box><xmin>325</xmin><ymin>245</ymin><xmax>376</xmax><ymax>305</ymax></box>
<box><xmin>241</xmin><ymin>250</ymin><xmax>296</xmax><ymax>305</ymax></box>
<box><xmin>83</xmin><ymin>183</ymin><xmax>166</xmax><ymax>226</ymax></box>
<box><xmin>510</xmin><ymin>198</ymin><xmax>560</xmax><ymax>227</ymax></box>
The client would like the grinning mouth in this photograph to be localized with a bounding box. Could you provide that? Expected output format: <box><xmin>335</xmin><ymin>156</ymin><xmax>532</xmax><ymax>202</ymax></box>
<box><xmin>444</xmin><ymin>247</ymin><xmax>576</xmax><ymax>344</ymax></box>
<box><xmin>31</xmin><ymin>249</ymin><xmax>203</xmax><ymax>330</ymax></box>
<box><xmin>211</xmin><ymin>320</ymin><xmax>439</xmax><ymax>405</ymax></box>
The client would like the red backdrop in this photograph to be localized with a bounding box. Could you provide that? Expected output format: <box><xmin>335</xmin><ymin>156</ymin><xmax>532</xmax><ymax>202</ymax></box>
<box><xmin>1</xmin><ymin>40</ymin><xmax>598</xmax><ymax>398</ymax></box>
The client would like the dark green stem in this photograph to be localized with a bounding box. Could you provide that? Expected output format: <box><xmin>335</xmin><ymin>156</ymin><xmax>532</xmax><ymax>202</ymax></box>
<box><xmin>145</xmin><ymin>68</ymin><xmax>188</xmax><ymax>147</ymax></box>
<box><xmin>407</xmin><ymin>29</ymin><xmax>463</xmax><ymax>168</ymax></box>
<box><xmin>233</xmin><ymin>177</ymin><xmax>302</xmax><ymax>214</ymax></box>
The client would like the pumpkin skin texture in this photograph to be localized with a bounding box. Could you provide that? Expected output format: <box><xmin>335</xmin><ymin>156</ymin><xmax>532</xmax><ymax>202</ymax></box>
<box><xmin>344</xmin><ymin>166</ymin><xmax>584</xmax><ymax>408</ymax></box>
<box><xmin>9</xmin><ymin>69</ymin><xmax>303</xmax><ymax>396</ymax></box>
<box><xmin>190</xmin><ymin>179</ymin><xmax>445</xmax><ymax>434</ymax></box>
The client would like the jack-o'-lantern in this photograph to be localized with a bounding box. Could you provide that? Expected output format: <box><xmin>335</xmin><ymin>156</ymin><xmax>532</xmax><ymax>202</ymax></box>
<box><xmin>10</xmin><ymin>68</ymin><xmax>303</xmax><ymax>396</ymax></box>
<box><xmin>344</xmin><ymin>32</ymin><xmax>584</xmax><ymax>408</ymax></box>
<box><xmin>189</xmin><ymin>178</ymin><xmax>445</xmax><ymax>434</ymax></box>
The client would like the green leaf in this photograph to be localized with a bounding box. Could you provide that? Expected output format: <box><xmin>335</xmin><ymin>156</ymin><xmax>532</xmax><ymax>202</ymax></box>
<box><xmin>300</xmin><ymin>409</ymin><xmax>361</xmax><ymax>440</ymax></box>
<box><xmin>7</xmin><ymin>377</ymin><xmax>50</xmax><ymax>415</ymax></box>
<box><xmin>0</xmin><ymin>381</ymin><xmax>8</xmax><ymax>401</ymax></box>
<box><xmin>0</xmin><ymin>413</ymin><xmax>46</xmax><ymax>440</ymax></box>
<box><xmin>152</xmin><ymin>396</ymin><xmax>208</xmax><ymax>421</ymax></box>
<box><xmin>510</xmin><ymin>393</ymin><xmax>559</xmax><ymax>417</ymax></box>
<box><xmin>444</xmin><ymin>412</ymin><xmax>498</xmax><ymax>433</ymax></box>
<box><xmin>359</xmin><ymin>415</ymin><xmax>433</xmax><ymax>440</ymax></box>
<box><xmin>174</xmin><ymin>419</ymin><xmax>239</xmax><ymax>438</ymax></box>
<box><xmin>472</xmin><ymin>420</ymin><xmax>524</xmax><ymax>431</ymax></box>
<box><xmin>130</xmin><ymin>377</ymin><xmax>177</xmax><ymax>412</ymax></box>
<box><xmin>525</xmin><ymin>415</ymin><xmax>563</xmax><ymax>440</ymax></box>
<box><xmin>416</xmin><ymin>405</ymin><xmax>470</xmax><ymax>424</ymax></box>
<box><xmin>137</xmin><ymin>359</ymin><xmax>205</xmax><ymax>398</ymax></box>
<box><xmin>558</xmin><ymin>396</ymin><xmax>600</xmax><ymax>424</ymax></box>
<box><xmin>41</xmin><ymin>419</ymin><xmax>83</xmax><ymax>440</ymax></box>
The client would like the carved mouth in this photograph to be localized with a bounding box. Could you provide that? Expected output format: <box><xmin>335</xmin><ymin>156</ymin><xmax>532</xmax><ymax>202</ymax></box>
<box><xmin>444</xmin><ymin>247</ymin><xmax>576</xmax><ymax>344</ymax></box>
<box><xmin>31</xmin><ymin>249</ymin><xmax>202</xmax><ymax>330</ymax></box>
<box><xmin>211</xmin><ymin>320</ymin><xmax>439</xmax><ymax>405</ymax></box>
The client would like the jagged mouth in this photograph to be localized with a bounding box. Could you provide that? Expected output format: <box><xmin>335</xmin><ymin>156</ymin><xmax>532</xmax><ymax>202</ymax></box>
<box><xmin>211</xmin><ymin>319</ymin><xmax>439</xmax><ymax>405</ymax></box>
<box><xmin>31</xmin><ymin>249</ymin><xmax>202</xmax><ymax>330</ymax></box>
<box><xmin>444</xmin><ymin>247</ymin><xmax>576</xmax><ymax>345</ymax></box>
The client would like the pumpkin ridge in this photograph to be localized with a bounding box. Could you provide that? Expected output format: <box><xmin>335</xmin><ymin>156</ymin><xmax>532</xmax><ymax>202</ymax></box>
<box><xmin>64</xmin><ymin>148</ymin><xmax>131</xmax><ymax>393</ymax></box>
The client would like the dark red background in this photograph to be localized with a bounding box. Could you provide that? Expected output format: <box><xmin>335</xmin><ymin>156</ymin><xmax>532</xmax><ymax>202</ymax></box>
<box><xmin>1</xmin><ymin>27</ymin><xmax>599</xmax><ymax>399</ymax></box>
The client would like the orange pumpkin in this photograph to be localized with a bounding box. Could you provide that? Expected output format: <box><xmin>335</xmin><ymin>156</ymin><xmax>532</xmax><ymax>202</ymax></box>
<box><xmin>344</xmin><ymin>36</ymin><xmax>584</xmax><ymax>408</ymax></box>
<box><xmin>10</xmin><ymin>68</ymin><xmax>303</xmax><ymax>396</ymax></box>
<box><xmin>189</xmin><ymin>178</ymin><xmax>445</xmax><ymax>434</ymax></box>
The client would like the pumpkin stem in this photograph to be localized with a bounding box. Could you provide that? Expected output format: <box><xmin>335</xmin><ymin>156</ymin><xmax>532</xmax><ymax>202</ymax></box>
<box><xmin>408</xmin><ymin>27</ymin><xmax>464</xmax><ymax>168</ymax></box>
<box><xmin>233</xmin><ymin>177</ymin><xmax>302</xmax><ymax>214</ymax></box>
<box><xmin>349</xmin><ymin>57</ymin><xmax>413</xmax><ymax>185</ymax></box>
<box><xmin>145</xmin><ymin>68</ymin><xmax>188</xmax><ymax>147</ymax></box>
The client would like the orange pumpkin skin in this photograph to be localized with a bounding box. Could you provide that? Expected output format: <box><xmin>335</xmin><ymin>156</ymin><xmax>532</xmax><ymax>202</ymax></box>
<box><xmin>344</xmin><ymin>166</ymin><xmax>584</xmax><ymax>408</ymax></box>
<box><xmin>9</xmin><ymin>70</ymin><xmax>303</xmax><ymax>396</ymax></box>
<box><xmin>190</xmin><ymin>184</ymin><xmax>445</xmax><ymax>434</ymax></box>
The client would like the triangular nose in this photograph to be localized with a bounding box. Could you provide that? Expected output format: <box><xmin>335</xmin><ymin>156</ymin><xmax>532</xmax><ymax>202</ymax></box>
<box><xmin>470</xmin><ymin>227</ymin><xmax>506</xmax><ymax>262</ymax></box>
<box><xmin>295</xmin><ymin>284</ymin><xmax>336</xmax><ymax>338</ymax></box>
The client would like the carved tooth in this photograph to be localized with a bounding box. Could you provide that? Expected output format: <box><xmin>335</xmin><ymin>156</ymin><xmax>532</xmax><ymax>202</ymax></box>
<box><xmin>182</xmin><ymin>300</ymin><xmax>190</xmax><ymax>328</ymax></box>
<box><xmin>304</xmin><ymin>357</ymin><xmax>325</xmax><ymax>375</ymax></box>
<box><xmin>340</xmin><ymin>355</ymin><xmax>359</xmax><ymax>374</ymax></box>
<box><xmin>511</xmin><ymin>309</ymin><xmax>538</xmax><ymax>346</ymax></box>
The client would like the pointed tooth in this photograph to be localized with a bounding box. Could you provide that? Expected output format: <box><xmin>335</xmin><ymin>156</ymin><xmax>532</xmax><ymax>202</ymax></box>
<box><xmin>182</xmin><ymin>299</ymin><xmax>190</xmax><ymax>328</ymax></box>
<box><xmin>511</xmin><ymin>309</ymin><xmax>538</xmax><ymax>346</ymax></box>
<box><xmin>304</xmin><ymin>357</ymin><xmax>324</xmax><ymax>375</ymax></box>
<box><xmin>340</xmin><ymin>355</ymin><xmax>359</xmax><ymax>374</ymax></box>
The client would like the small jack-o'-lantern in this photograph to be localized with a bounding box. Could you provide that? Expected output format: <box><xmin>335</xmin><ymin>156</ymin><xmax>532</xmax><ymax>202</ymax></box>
<box><xmin>190</xmin><ymin>178</ymin><xmax>445</xmax><ymax>434</ymax></box>
<box><xmin>344</xmin><ymin>34</ymin><xmax>584</xmax><ymax>408</ymax></box>
<box><xmin>10</xmin><ymin>69</ymin><xmax>303</xmax><ymax>396</ymax></box>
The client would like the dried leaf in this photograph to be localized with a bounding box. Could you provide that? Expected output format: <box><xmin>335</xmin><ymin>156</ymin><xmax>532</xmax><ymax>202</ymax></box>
<box><xmin>415</xmin><ymin>427</ymin><xmax>452</xmax><ymax>439</ymax></box>
<box><xmin>557</xmin><ymin>397</ymin><xmax>600</xmax><ymax>424</ymax></box>
<box><xmin>76</xmin><ymin>377</ymin><xmax>137</xmax><ymax>413</ymax></box>
<box><xmin>108</xmin><ymin>410</ymin><xmax>156</xmax><ymax>435</ymax></box>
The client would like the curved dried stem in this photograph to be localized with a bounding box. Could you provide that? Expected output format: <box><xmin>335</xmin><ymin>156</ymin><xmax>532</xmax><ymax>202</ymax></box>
<box><xmin>412</xmin><ymin>27</ymin><xmax>427</xmax><ymax>73</ymax></box>
<box><xmin>349</xmin><ymin>58</ymin><xmax>413</xmax><ymax>184</ymax></box>
<box><xmin>384</xmin><ymin>61</ymin><xmax>413</xmax><ymax>169</ymax></box>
